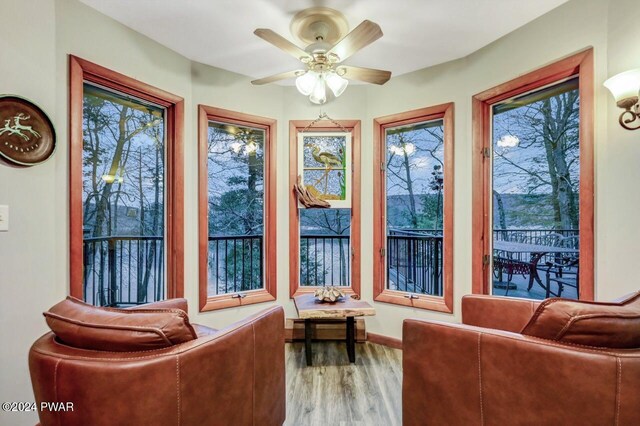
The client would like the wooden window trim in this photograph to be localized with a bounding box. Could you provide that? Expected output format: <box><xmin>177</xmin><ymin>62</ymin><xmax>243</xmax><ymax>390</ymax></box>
<box><xmin>198</xmin><ymin>106</ymin><xmax>277</xmax><ymax>312</ymax></box>
<box><xmin>373</xmin><ymin>103</ymin><xmax>455</xmax><ymax>313</ymax></box>
<box><xmin>69</xmin><ymin>55</ymin><xmax>184</xmax><ymax>300</ymax></box>
<box><xmin>471</xmin><ymin>48</ymin><xmax>594</xmax><ymax>300</ymax></box>
<box><xmin>289</xmin><ymin>120</ymin><xmax>361</xmax><ymax>298</ymax></box>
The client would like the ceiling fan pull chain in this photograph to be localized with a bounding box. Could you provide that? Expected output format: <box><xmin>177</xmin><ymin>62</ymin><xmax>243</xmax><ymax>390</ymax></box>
<box><xmin>300</xmin><ymin>111</ymin><xmax>350</xmax><ymax>133</ymax></box>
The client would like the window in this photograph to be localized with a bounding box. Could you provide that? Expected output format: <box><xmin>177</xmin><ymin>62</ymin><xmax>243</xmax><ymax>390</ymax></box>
<box><xmin>472</xmin><ymin>49</ymin><xmax>594</xmax><ymax>300</ymax></box>
<box><xmin>289</xmin><ymin>120</ymin><xmax>361</xmax><ymax>297</ymax></box>
<box><xmin>198</xmin><ymin>106</ymin><xmax>276</xmax><ymax>311</ymax></box>
<box><xmin>373</xmin><ymin>104</ymin><xmax>454</xmax><ymax>313</ymax></box>
<box><xmin>69</xmin><ymin>56</ymin><xmax>184</xmax><ymax>306</ymax></box>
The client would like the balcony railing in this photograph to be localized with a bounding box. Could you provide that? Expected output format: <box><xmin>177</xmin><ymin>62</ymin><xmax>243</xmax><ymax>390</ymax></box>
<box><xmin>207</xmin><ymin>235</ymin><xmax>263</xmax><ymax>296</ymax></box>
<box><xmin>83</xmin><ymin>236</ymin><xmax>164</xmax><ymax>307</ymax></box>
<box><xmin>300</xmin><ymin>235</ymin><xmax>350</xmax><ymax>286</ymax></box>
<box><xmin>82</xmin><ymin>229</ymin><xmax>579</xmax><ymax>306</ymax></box>
<box><xmin>387</xmin><ymin>229</ymin><xmax>443</xmax><ymax>296</ymax></box>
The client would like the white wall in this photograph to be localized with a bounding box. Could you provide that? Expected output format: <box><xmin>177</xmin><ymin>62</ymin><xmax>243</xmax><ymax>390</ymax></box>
<box><xmin>0</xmin><ymin>1</ymin><xmax>57</xmax><ymax>425</ymax></box>
<box><xmin>597</xmin><ymin>0</ymin><xmax>640</xmax><ymax>302</ymax></box>
<box><xmin>1</xmin><ymin>0</ymin><xmax>639</xmax><ymax>424</ymax></box>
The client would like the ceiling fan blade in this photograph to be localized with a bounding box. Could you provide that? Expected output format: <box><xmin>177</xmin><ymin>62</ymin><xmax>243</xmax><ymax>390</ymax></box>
<box><xmin>327</xmin><ymin>20</ymin><xmax>382</xmax><ymax>62</ymax></box>
<box><xmin>251</xmin><ymin>69</ymin><xmax>305</xmax><ymax>85</ymax></box>
<box><xmin>254</xmin><ymin>29</ymin><xmax>312</xmax><ymax>62</ymax></box>
<box><xmin>338</xmin><ymin>65</ymin><xmax>391</xmax><ymax>85</ymax></box>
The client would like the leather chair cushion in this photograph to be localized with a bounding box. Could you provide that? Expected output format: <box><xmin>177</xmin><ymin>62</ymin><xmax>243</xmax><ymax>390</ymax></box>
<box><xmin>43</xmin><ymin>296</ymin><xmax>197</xmax><ymax>351</ymax></box>
<box><xmin>521</xmin><ymin>291</ymin><xmax>640</xmax><ymax>348</ymax></box>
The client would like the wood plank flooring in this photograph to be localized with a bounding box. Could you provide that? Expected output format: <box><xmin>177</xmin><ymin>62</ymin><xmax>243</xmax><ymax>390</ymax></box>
<box><xmin>285</xmin><ymin>341</ymin><xmax>402</xmax><ymax>426</ymax></box>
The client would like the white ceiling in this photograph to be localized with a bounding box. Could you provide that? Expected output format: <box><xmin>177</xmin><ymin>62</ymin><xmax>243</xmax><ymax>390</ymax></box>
<box><xmin>79</xmin><ymin>0</ymin><xmax>568</xmax><ymax>84</ymax></box>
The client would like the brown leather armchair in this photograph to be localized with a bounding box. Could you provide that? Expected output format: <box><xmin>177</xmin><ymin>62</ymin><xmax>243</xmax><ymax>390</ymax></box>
<box><xmin>403</xmin><ymin>294</ymin><xmax>640</xmax><ymax>425</ymax></box>
<box><xmin>29</xmin><ymin>298</ymin><xmax>285</xmax><ymax>426</ymax></box>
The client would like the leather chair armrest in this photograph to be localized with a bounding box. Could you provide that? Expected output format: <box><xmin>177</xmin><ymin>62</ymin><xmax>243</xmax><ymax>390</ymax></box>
<box><xmin>461</xmin><ymin>294</ymin><xmax>539</xmax><ymax>332</ymax></box>
<box><xmin>403</xmin><ymin>319</ymin><xmax>640</xmax><ymax>426</ymax></box>
<box><xmin>178</xmin><ymin>306</ymin><xmax>286</xmax><ymax>426</ymax></box>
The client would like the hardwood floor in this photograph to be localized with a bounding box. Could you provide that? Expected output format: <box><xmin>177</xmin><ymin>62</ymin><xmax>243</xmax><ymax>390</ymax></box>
<box><xmin>285</xmin><ymin>341</ymin><xmax>402</xmax><ymax>426</ymax></box>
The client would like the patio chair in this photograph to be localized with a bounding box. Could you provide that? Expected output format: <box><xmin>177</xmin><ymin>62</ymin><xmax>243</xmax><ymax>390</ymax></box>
<box><xmin>492</xmin><ymin>256</ymin><xmax>530</xmax><ymax>295</ymax></box>
<box><xmin>559</xmin><ymin>235</ymin><xmax>579</xmax><ymax>250</ymax></box>
<box><xmin>532</xmin><ymin>232</ymin><xmax>564</xmax><ymax>246</ymax></box>
<box><xmin>544</xmin><ymin>257</ymin><xmax>579</xmax><ymax>298</ymax></box>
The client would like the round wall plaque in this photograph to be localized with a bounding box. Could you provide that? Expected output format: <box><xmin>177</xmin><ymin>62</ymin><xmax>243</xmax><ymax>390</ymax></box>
<box><xmin>0</xmin><ymin>95</ymin><xmax>56</xmax><ymax>167</ymax></box>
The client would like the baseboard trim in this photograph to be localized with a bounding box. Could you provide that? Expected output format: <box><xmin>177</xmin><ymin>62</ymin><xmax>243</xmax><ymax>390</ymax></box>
<box><xmin>367</xmin><ymin>332</ymin><xmax>403</xmax><ymax>350</ymax></box>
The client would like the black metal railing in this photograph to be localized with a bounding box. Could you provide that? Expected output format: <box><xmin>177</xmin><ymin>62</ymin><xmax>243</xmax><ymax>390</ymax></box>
<box><xmin>389</xmin><ymin>228</ymin><xmax>443</xmax><ymax>237</ymax></box>
<box><xmin>207</xmin><ymin>235</ymin><xmax>263</xmax><ymax>295</ymax></box>
<box><xmin>300</xmin><ymin>235</ymin><xmax>350</xmax><ymax>286</ymax></box>
<box><xmin>387</xmin><ymin>230</ymin><xmax>443</xmax><ymax>296</ymax></box>
<box><xmin>83</xmin><ymin>236</ymin><xmax>164</xmax><ymax>307</ymax></box>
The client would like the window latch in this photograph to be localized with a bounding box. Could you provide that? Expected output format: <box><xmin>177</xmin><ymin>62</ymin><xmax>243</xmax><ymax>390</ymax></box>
<box><xmin>404</xmin><ymin>293</ymin><xmax>419</xmax><ymax>300</ymax></box>
<box><xmin>232</xmin><ymin>293</ymin><xmax>247</xmax><ymax>299</ymax></box>
<box><xmin>482</xmin><ymin>254</ymin><xmax>491</xmax><ymax>268</ymax></box>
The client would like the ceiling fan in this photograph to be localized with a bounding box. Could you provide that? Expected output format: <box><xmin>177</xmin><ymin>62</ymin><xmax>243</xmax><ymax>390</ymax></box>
<box><xmin>251</xmin><ymin>7</ymin><xmax>391</xmax><ymax>104</ymax></box>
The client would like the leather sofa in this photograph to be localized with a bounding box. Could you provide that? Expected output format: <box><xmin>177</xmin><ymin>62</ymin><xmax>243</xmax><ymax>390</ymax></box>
<box><xmin>29</xmin><ymin>297</ymin><xmax>285</xmax><ymax>426</ymax></box>
<box><xmin>403</xmin><ymin>293</ymin><xmax>640</xmax><ymax>425</ymax></box>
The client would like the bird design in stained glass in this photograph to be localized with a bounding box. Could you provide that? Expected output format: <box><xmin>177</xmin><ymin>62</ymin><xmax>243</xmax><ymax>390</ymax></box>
<box><xmin>303</xmin><ymin>137</ymin><xmax>346</xmax><ymax>200</ymax></box>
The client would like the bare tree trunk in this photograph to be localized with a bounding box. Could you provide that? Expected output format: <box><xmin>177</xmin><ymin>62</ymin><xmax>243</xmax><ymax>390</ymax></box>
<box><xmin>539</xmin><ymin>94</ymin><xmax>579</xmax><ymax>230</ymax></box>
<box><xmin>402</xmin><ymin>151</ymin><xmax>418</xmax><ymax>228</ymax></box>
<box><xmin>140</xmin><ymin>133</ymin><xmax>162</xmax><ymax>302</ymax></box>
<box><xmin>493</xmin><ymin>190</ymin><xmax>507</xmax><ymax>229</ymax></box>
<box><xmin>246</xmin><ymin>150</ymin><xmax>258</xmax><ymax>234</ymax></box>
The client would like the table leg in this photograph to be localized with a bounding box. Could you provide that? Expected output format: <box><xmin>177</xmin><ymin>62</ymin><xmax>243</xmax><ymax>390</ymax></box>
<box><xmin>304</xmin><ymin>319</ymin><xmax>312</xmax><ymax>366</ymax></box>
<box><xmin>346</xmin><ymin>317</ymin><xmax>355</xmax><ymax>363</ymax></box>
<box><xmin>527</xmin><ymin>252</ymin><xmax>548</xmax><ymax>293</ymax></box>
<box><xmin>527</xmin><ymin>253</ymin><xmax>550</xmax><ymax>297</ymax></box>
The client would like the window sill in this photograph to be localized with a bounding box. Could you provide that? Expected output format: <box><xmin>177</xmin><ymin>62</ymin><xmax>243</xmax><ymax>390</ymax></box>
<box><xmin>199</xmin><ymin>289</ymin><xmax>275</xmax><ymax>312</ymax></box>
<box><xmin>374</xmin><ymin>289</ymin><xmax>453</xmax><ymax>313</ymax></box>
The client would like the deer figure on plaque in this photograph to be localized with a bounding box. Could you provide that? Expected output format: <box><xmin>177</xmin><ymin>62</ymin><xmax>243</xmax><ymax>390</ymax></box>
<box><xmin>0</xmin><ymin>113</ymin><xmax>41</xmax><ymax>141</ymax></box>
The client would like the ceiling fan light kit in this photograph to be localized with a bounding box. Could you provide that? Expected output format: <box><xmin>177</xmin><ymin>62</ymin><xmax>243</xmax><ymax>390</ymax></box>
<box><xmin>310</xmin><ymin>74</ymin><xmax>327</xmax><ymax>104</ymax></box>
<box><xmin>296</xmin><ymin>70</ymin><xmax>349</xmax><ymax>104</ymax></box>
<box><xmin>251</xmin><ymin>7</ymin><xmax>391</xmax><ymax>104</ymax></box>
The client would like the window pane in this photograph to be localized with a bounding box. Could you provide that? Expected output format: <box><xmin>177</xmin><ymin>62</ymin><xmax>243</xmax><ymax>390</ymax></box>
<box><xmin>82</xmin><ymin>83</ymin><xmax>166</xmax><ymax>306</ymax></box>
<box><xmin>491</xmin><ymin>77</ymin><xmax>580</xmax><ymax>300</ymax></box>
<box><xmin>207</xmin><ymin>122</ymin><xmax>265</xmax><ymax>296</ymax></box>
<box><xmin>299</xmin><ymin>208</ymin><xmax>351</xmax><ymax>286</ymax></box>
<box><xmin>385</xmin><ymin>119</ymin><xmax>444</xmax><ymax>296</ymax></box>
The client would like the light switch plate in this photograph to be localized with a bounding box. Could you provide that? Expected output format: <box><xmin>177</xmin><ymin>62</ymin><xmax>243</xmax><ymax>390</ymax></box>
<box><xmin>0</xmin><ymin>205</ymin><xmax>8</xmax><ymax>231</ymax></box>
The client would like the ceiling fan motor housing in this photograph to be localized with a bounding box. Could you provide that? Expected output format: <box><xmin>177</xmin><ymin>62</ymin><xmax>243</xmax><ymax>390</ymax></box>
<box><xmin>290</xmin><ymin>7</ymin><xmax>349</xmax><ymax>46</ymax></box>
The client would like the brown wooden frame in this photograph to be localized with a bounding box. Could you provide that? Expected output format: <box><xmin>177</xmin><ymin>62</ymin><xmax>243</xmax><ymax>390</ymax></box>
<box><xmin>289</xmin><ymin>120</ymin><xmax>361</xmax><ymax>298</ymax></box>
<box><xmin>69</xmin><ymin>55</ymin><xmax>184</xmax><ymax>300</ymax></box>
<box><xmin>198</xmin><ymin>106</ymin><xmax>277</xmax><ymax>311</ymax></box>
<box><xmin>471</xmin><ymin>48</ymin><xmax>594</xmax><ymax>300</ymax></box>
<box><xmin>373</xmin><ymin>104</ymin><xmax>455</xmax><ymax>313</ymax></box>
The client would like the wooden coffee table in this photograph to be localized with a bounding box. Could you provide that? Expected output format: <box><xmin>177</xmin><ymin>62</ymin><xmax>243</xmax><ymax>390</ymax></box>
<box><xmin>294</xmin><ymin>293</ymin><xmax>375</xmax><ymax>366</ymax></box>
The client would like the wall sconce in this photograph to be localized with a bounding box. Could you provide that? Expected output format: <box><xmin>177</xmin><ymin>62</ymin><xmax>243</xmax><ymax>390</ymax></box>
<box><xmin>604</xmin><ymin>68</ymin><xmax>640</xmax><ymax>130</ymax></box>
